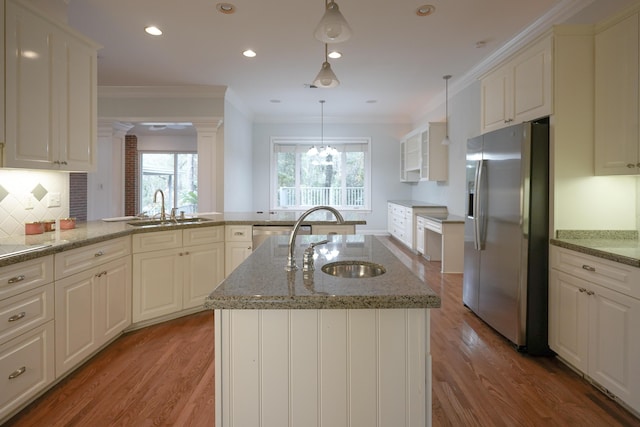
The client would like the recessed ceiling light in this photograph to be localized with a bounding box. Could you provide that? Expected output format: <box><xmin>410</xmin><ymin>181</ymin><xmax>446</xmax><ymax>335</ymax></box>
<box><xmin>416</xmin><ymin>5</ymin><xmax>435</xmax><ymax>17</ymax></box>
<box><xmin>144</xmin><ymin>26</ymin><xmax>163</xmax><ymax>36</ymax></box>
<box><xmin>366</xmin><ymin>100</ymin><xmax>377</xmax><ymax>104</ymax></box>
<box><xmin>216</xmin><ymin>3</ymin><xmax>236</xmax><ymax>14</ymax></box>
<box><xmin>328</xmin><ymin>51</ymin><xmax>342</xmax><ymax>59</ymax></box>
<box><xmin>243</xmin><ymin>49</ymin><xmax>256</xmax><ymax>58</ymax></box>
<box><xmin>475</xmin><ymin>40</ymin><xmax>486</xmax><ymax>48</ymax></box>
<box><xmin>270</xmin><ymin>99</ymin><xmax>281</xmax><ymax>103</ymax></box>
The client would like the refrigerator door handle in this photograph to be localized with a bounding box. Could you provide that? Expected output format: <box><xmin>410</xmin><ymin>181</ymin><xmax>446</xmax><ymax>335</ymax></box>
<box><xmin>473</xmin><ymin>160</ymin><xmax>483</xmax><ymax>250</ymax></box>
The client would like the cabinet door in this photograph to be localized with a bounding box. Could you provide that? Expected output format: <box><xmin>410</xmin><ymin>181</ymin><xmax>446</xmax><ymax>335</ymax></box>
<box><xmin>55</xmin><ymin>270</ymin><xmax>98</xmax><ymax>377</ymax></box>
<box><xmin>512</xmin><ymin>36</ymin><xmax>553</xmax><ymax>123</ymax></box>
<box><xmin>183</xmin><ymin>242</ymin><xmax>225</xmax><ymax>309</ymax></box>
<box><xmin>415</xmin><ymin>219</ymin><xmax>425</xmax><ymax>254</ymax></box>
<box><xmin>4</xmin><ymin>1</ymin><xmax>56</xmax><ymax>168</ymax></box>
<box><xmin>421</xmin><ymin>124</ymin><xmax>448</xmax><ymax>182</ymax></box>
<box><xmin>595</xmin><ymin>14</ymin><xmax>640</xmax><ymax>175</ymax></box>
<box><xmin>548</xmin><ymin>270</ymin><xmax>589</xmax><ymax>372</ymax></box>
<box><xmin>225</xmin><ymin>242</ymin><xmax>253</xmax><ymax>277</ymax></box>
<box><xmin>132</xmin><ymin>248</ymin><xmax>183</xmax><ymax>322</ymax></box>
<box><xmin>98</xmin><ymin>258</ymin><xmax>131</xmax><ymax>342</ymax></box>
<box><xmin>481</xmin><ymin>65</ymin><xmax>512</xmax><ymax>134</ymax></box>
<box><xmin>588</xmin><ymin>283</ymin><xmax>640</xmax><ymax>410</ymax></box>
<box><xmin>57</xmin><ymin>32</ymin><xmax>97</xmax><ymax>171</ymax></box>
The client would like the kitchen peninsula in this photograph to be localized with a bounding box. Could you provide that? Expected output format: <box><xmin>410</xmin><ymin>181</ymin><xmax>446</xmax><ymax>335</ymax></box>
<box><xmin>205</xmin><ymin>234</ymin><xmax>441</xmax><ymax>427</ymax></box>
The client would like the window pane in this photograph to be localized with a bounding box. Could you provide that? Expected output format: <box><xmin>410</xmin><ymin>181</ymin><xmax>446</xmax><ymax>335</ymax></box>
<box><xmin>177</xmin><ymin>153</ymin><xmax>198</xmax><ymax>214</ymax></box>
<box><xmin>276</xmin><ymin>152</ymin><xmax>296</xmax><ymax>207</ymax></box>
<box><xmin>140</xmin><ymin>152</ymin><xmax>198</xmax><ymax>215</ymax></box>
<box><xmin>346</xmin><ymin>151</ymin><xmax>364</xmax><ymax>207</ymax></box>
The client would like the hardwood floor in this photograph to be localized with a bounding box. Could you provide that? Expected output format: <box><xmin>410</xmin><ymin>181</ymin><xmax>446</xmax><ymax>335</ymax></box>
<box><xmin>5</xmin><ymin>236</ymin><xmax>640</xmax><ymax>426</ymax></box>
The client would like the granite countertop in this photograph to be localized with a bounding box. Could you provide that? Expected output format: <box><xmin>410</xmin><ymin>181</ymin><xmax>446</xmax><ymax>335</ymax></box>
<box><xmin>205</xmin><ymin>234</ymin><xmax>441</xmax><ymax>310</ymax></box>
<box><xmin>550</xmin><ymin>230</ymin><xmax>640</xmax><ymax>268</ymax></box>
<box><xmin>388</xmin><ymin>200</ymin><xmax>448</xmax><ymax>209</ymax></box>
<box><xmin>0</xmin><ymin>212</ymin><xmax>367</xmax><ymax>268</ymax></box>
<box><xmin>417</xmin><ymin>213</ymin><xmax>465</xmax><ymax>223</ymax></box>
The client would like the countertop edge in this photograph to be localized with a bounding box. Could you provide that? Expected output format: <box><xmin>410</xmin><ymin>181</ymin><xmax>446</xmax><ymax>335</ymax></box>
<box><xmin>204</xmin><ymin>295</ymin><xmax>442</xmax><ymax>310</ymax></box>
<box><xmin>550</xmin><ymin>238</ymin><xmax>640</xmax><ymax>268</ymax></box>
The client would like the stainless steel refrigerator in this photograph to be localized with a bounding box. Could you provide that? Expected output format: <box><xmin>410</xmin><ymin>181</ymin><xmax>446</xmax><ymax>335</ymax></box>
<box><xmin>463</xmin><ymin>120</ymin><xmax>550</xmax><ymax>355</ymax></box>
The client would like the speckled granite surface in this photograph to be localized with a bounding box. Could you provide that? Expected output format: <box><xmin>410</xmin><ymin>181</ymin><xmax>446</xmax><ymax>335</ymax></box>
<box><xmin>416</xmin><ymin>213</ymin><xmax>465</xmax><ymax>223</ymax></box>
<box><xmin>0</xmin><ymin>213</ymin><xmax>366</xmax><ymax>268</ymax></box>
<box><xmin>550</xmin><ymin>230</ymin><xmax>640</xmax><ymax>268</ymax></box>
<box><xmin>388</xmin><ymin>200</ymin><xmax>448</xmax><ymax>209</ymax></box>
<box><xmin>205</xmin><ymin>235</ymin><xmax>441</xmax><ymax>310</ymax></box>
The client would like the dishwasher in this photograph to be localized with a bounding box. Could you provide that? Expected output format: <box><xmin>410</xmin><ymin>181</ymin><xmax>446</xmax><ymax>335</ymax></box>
<box><xmin>252</xmin><ymin>225</ymin><xmax>311</xmax><ymax>249</ymax></box>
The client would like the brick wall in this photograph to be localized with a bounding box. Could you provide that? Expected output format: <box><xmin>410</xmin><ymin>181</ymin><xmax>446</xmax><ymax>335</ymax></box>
<box><xmin>69</xmin><ymin>173</ymin><xmax>87</xmax><ymax>222</ymax></box>
<box><xmin>125</xmin><ymin>135</ymin><xmax>138</xmax><ymax>216</ymax></box>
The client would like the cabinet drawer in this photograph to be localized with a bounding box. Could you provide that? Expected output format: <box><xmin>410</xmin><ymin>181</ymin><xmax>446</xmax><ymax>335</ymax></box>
<box><xmin>55</xmin><ymin>237</ymin><xmax>131</xmax><ymax>280</ymax></box>
<box><xmin>184</xmin><ymin>226</ymin><xmax>224</xmax><ymax>246</ymax></box>
<box><xmin>551</xmin><ymin>246</ymin><xmax>640</xmax><ymax>299</ymax></box>
<box><xmin>0</xmin><ymin>321</ymin><xmax>55</xmax><ymax>421</ymax></box>
<box><xmin>424</xmin><ymin>219</ymin><xmax>442</xmax><ymax>234</ymax></box>
<box><xmin>0</xmin><ymin>284</ymin><xmax>53</xmax><ymax>345</ymax></box>
<box><xmin>225</xmin><ymin>225</ymin><xmax>252</xmax><ymax>242</ymax></box>
<box><xmin>132</xmin><ymin>230</ymin><xmax>182</xmax><ymax>254</ymax></box>
<box><xmin>0</xmin><ymin>256</ymin><xmax>53</xmax><ymax>301</ymax></box>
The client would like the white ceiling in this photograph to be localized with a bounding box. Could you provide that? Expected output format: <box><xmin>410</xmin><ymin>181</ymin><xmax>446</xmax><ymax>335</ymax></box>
<box><xmin>61</xmin><ymin>0</ymin><xmax>637</xmax><ymax>124</ymax></box>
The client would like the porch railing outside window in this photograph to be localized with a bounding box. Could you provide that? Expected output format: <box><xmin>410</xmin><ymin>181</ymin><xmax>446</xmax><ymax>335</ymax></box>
<box><xmin>278</xmin><ymin>187</ymin><xmax>364</xmax><ymax>208</ymax></box>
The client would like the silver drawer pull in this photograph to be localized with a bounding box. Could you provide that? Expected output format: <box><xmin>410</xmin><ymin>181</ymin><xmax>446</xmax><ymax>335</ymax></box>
<box><xmin>579</xmin><ymin>288</ymin><xmax>587</xmax><ymax>293</ymax></box>
<box><xmin>94</xmin><ymin>251</ymin><xmax>104</xmax><ymax>257</ymax></box>
<box><xmin>234</xmin><ymin>231</ymin><xmax>245</xmax><ymax>236</ymax></box>
<box><xmin>8</xmin><ymin>312</ymin><xmax>26</xmax><ymax>322</ymax></box>
<box><xmin>582</xmin><ymin>265</ymin><xmax>596</xmax><ymax>272</ymax></box>
<box><xmin>586</xmin><ymin>290</ymin><xmax>595</xmax><ymax>296</ymax></box>
<box><xmin>8</xmin><ymin>275</ymin><xmax>25</xmax><ymax>284</ymax></box>
<box><xmin>95</xmin><ymin>271</ymin><xmax>108</xmax><ymax>278</ymax></box>
<box><xmin>8</xmin><ymin>366</ymin><xmax>26</xmax><ymax>380</ymax></box>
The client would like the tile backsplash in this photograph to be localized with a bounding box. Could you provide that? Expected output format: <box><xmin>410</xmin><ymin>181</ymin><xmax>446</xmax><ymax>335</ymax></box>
<box><xmin>0</xmin><ymin>170</ymin><xmax>70</xmax><ymax>238</ymax></box>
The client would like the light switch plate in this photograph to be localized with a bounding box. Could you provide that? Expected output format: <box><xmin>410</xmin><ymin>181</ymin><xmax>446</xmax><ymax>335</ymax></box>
<box><xmin>48</xmin><ymin>192</ymin><xmax>61</xmax><ymax>208</ymax></box>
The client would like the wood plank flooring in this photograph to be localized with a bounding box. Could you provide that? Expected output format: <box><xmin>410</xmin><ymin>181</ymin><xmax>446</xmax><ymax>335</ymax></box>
<box><xmin>5</xmin><ymin>236</ymin><xmax>640</xmax><ymax>426</ymax></box>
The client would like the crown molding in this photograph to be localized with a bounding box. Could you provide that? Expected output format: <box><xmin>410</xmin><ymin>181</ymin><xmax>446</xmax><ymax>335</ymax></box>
<box><xmin>98</xmin><ymin>85</ymin><xmax>228</xmax><ymax>99</ymax></box>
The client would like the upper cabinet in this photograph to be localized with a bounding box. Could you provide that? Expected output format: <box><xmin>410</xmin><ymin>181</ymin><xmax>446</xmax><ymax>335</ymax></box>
<box><xmin>400</xmin><ymin>122</ymin><xmax>448</xmax><ymax>182</ymax></box>
<box><xmin>480</xmin><ymin>35</ymin><xmax>553</xmax><ymax>134</ymax></box>
<box><xmin>594</xmin><ymin>12</ymin><xmax>640</xmax><ymax>175</ymax></box>
<box><xmin>3</xmin><ymin>0</ymin><xmax>99</xmax><ymax>171</ymax></box>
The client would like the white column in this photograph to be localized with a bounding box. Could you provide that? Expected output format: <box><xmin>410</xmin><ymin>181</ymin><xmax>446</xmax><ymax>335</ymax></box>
<box><xmin>193</xmin><ymin>120</ymin><xmax>223</xmax><ymax>213</ymax></box>
<box><xmin>87</xmin><ymin>120</ymin><xmax>132</xmax><ymax>219</ymax></box>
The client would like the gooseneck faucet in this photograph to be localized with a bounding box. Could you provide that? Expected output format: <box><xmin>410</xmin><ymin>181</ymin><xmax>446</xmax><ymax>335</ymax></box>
<box><xmin>285</xmin><ymin>206</ymin><xmax>345</xmax><ymax>271</ymax></box>
<box><xmin>153</xmin><ymin>189</ymin><xmax>166</xmax><ymax>221</ymax></box>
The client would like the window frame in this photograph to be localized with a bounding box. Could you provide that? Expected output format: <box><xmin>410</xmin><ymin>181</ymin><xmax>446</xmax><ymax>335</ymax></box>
<box><xmin>138</xmin><ymin>150</ymin><xmax>198</xmax><ymax>214</ymax></box>
<box><xmin>269</xmin><ymin>136</ymin><xmax>372</xmax><ymax>212</ymax></box>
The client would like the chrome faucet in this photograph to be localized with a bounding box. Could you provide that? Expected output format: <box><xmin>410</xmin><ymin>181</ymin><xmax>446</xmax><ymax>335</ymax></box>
<box><xmin>153</xmin><ymin>189</ymin><xmax>166</xmax><ymax>221</ymax></box>
<box><xmin>285</xmin><ymin>206</ymin><xmax>345</xmax><ymax>271</ymax></box>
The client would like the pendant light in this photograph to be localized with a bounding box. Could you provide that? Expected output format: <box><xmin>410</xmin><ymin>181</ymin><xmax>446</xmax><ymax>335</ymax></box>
<box><xmin>313</xmin><ymin>44</ymin><xmax>340</xmax><ymax>88</ymax></box>
<box><xmin>314</xmin><ymin>0</ymin><xmax>352</xmax><ymax>44</ymax></box>
<box><xmin>442</xmin><ymin>74</ymin><xmax>452</xmax><ymax>146</ymax></box>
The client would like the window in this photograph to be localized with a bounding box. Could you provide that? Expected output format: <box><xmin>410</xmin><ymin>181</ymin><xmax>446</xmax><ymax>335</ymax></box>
<box><xmin>271</xmin><ymin>137</ymin><xmax>370</xmax><ymax>211</ymax></box>
<box><xmin>139</xmin><ymin>152</ymin><xmax>198</xmax><ymax>215</ymax></box>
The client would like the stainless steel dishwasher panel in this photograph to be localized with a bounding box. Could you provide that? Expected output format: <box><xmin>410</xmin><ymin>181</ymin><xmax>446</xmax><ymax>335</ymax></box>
<box><xmin>252</xmin><ymin>225</ymin><xmax>311</xmax><ymax>249</ymax></box>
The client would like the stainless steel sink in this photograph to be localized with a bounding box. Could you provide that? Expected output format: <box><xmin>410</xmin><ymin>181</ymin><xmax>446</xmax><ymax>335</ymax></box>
<box><xmin>321</xmin><ymin>261</ymin><xmax>386</xmax><ymax>278</ymax></box>
<box><xmin>127</xmin><ymin>217</ymin><xmax>212</xmax><ymax>227</ymax></box>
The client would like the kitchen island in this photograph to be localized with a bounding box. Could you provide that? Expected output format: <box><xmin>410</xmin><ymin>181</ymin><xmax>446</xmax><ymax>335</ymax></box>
<box><xmin>205</xmin><ymin>234</ymin><xmax>441</xmax><ymax>427</ymax></box>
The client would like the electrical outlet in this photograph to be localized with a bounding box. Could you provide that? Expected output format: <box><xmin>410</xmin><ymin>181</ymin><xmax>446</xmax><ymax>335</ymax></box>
<box><xmin>48</xmin><ymin>192</ymin><xmax>61</xmax><ymax>208</ymax></box>
<box><xmin>24</xmin><ymin>194</ymin><xmax>34</xmax><ymax>210</ymax></box>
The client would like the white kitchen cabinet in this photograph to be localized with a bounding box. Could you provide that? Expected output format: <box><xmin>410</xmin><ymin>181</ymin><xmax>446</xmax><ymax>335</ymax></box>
<box><xmin>481</xmin><ymin>35</ymin><xmax>553</xmax><ymax>134</ymax></box>
<box><xmin>387</xmin><ymin>202</ymin><xmax>448</xmax><ymax>252</ymax></box>
<box><xmin>0</xmin><ymin>256</ymin><xmax>55</xmax><ymax>423</ymax></box>
<box><xmin>400</xmin><ymin>123</ymin><xmax>448</xmax><ymax>182</ymax></box>
<box><xmin>3</xmin><ymin>0</ymin><xmax>98</xmax><ymax>171</ymax></box>
<box><xmin>133</xmin><ymin>227</ymin><xmax>225</xmax><ymax>323</ymax></box>
<box><xmin>55</xmin><ymin>256</ymin><xmax>131</xmax><ymax>377</ymax></box>
<box><xmin>416</xmin><ymin>217</ymin><xmax>425</xmax><ymax>255</ymax></box>
<box><xmin>225</xmin><ymin>225</ymin><xmax>253</xmax><ymax>277</ymax></box>
<box><xmin>549</xmin><ymin>246</ymin><xmax>640</xmax><ymax>413</ymax></box>
<box><xmin>594</xmin><ymin>12</ymin><xmax>640</xmax><ymax>175</ymax></box>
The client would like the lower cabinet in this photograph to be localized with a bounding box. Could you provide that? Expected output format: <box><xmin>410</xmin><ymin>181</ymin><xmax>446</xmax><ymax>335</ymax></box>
<box><xmin>0</xmin><ymin>322</ymin><xmax>55</xmax><ymax>421</ymax></box>
<box><xmin>55</xmin><ymin>257</ymin><xmax>131</xmax><ymax>377</ymax></box>
<box><xmin>132</xmin><ymin>227</ymin><xmax>225</xmax><ymax>323</ymax></box>
<box><xmin>225</xmin><ymin>225</ymin><xmax>253</xmax><ymax>277</ymax></box>
<box><xmin>549</xmin><ymin>246</ymin><xmax>640</xmax><ymax>413</ymax></box>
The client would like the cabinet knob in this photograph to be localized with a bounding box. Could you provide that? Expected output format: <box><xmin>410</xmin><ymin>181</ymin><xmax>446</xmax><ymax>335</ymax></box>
<box><xmin>578</xmin><ymin>287</ymin><xmax>587</xmax><ymax>293</ymax></box>
<box><xmin>53</xmin><ymin>160</ymin><xmax>60</xmax><ymax>165</ymax></box>
<box><xmin>586</xmin><ymin>290</ymin><xmax>595</xmax><ymax>296</ymax></box>
<box><xmin>627</xmin><ymin>164</ymin><xmax>636</xmax><ymax>168</ymax></box>
<box><xmin>8</xmin><ymin>366</ymin><xmax>26</xmax><ymax>380</ymax></box>
<box><xmin>581</xmin><ymin>265</ymin><xmax>596</xmax><ymax>272</ymax></box>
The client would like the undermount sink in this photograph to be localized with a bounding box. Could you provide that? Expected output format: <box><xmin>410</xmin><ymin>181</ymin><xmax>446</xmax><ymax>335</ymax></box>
<box><xmin>127</xmin><ymin>217</ymin><xmax>212</xmax><ymax>227</ymax></box>
<box><xmin>321</xmin><ymin>261</ymin><xmax>386</xmax><ymax>278</ymax></box>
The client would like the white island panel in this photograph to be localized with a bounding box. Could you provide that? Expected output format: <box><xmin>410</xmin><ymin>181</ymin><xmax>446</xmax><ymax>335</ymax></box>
<box><xmin>215</xmin><ymin>307</ymin><xmax>431</xmax><ymax>427</ymax></box>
